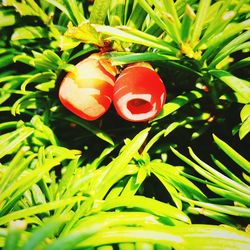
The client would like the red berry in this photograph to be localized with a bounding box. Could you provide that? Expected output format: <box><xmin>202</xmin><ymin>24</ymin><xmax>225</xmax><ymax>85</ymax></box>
<box><xmin>113</xmin><ymin>62</ymin><xmax>166</xmax><ymax>122</ymax></box>
<box><xmin>59</xmin><ymin>53</ymin><xmax>117</xmax><ymax>121</ymax></box>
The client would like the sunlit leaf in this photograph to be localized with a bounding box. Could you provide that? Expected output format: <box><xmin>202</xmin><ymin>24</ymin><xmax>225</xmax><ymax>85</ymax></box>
<box><xmin>109</xmin><ymin>0</ymin><xmax>125</xmax><ymax>26</ymax></box>
<box><xmin>95</xmin><ymin>128</ymin><xmax>150</xmax><ymax>199</ymax></box>
<box><xmin>190</xmin><ymin>0</ymin><xmax>211</xmax><ymax>46</ymax></box>
<box><xmin>213</xmin><ymin>134</ymin><xmax>250</xmax><ymax>174</ymax></box>
<box><xmin>100</xmin><ymin>195</ymin><xmax>190</xmax><ymax>223</ymax></box>
<box><xmin>3</xmin><ymin>220</ymin><xmax>27</xmax><ymax>250</ymax></box>
<box><xmin>77</xmin><ymin>224</ymin><xmax>250</xmax><ymax>250</ymax></box>
<box><xmin>63</xmin><ymin>21</ymin><xmax>104</xmax><ymax>47</ymax></box>
<box><xmin>4</xmin><ymin>0</ymin><xmax>49</xmax><ymax>23</ymax></box>
<box><xmin>240</xmin><ymin>104</ymin><xmax>250</xmax><ymax>122</ymax></box>
<box><xmin>0</xmin><ymin>8</ymin><xmax>16</xmax><ymax>27</ymax></box>
<box><xmin>94</xmin><ymin>25</ymin><xmax>179</xmax><ymax>54</ymax></box>
<box><xmin>11</xmin><ymin>26</ymin><xmax>46</xmax><ymax>41</ymax></box>
<box><xmin>153</xmin><ymin>90</ymin><xmax>204</xmax><ymax>121</ymax></box>
<box><xmin>0</xmin><ymin>127</ymin><xmax>34</xmax><ymax>159</ymax></box>
<box><xmin>239</xmin><ymin>116</ymin><xmax>250</xmax><ymax>140</ymax></box>
<box><xmin>210</xmin><ymin>69</ymin><xmax>250</xmax><ymax>102</ymax></box>
<box><xmin>21</xmin><ymin>217</ymin><xmax>67</xmax><ymax>250</ymax></box>
<box><xmin>89</xmin><ymin>0</ymin><xmax>112</xmax><ymax>25</ymax></box>
<box><xmin>0</xmin><ymin>197</ymin><xmax>86</xmax><ymax>226</ymax></box>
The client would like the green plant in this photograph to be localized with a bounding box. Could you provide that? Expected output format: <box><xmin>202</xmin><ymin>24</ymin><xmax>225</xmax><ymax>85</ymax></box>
<box><xmin>0</xmin><ymin>0</ymin><xmax>249</xmax><ymax>249</ymax></box>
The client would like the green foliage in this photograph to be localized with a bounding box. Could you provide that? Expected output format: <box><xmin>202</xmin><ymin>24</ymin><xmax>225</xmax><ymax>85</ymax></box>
<box><xmin>0</xmin><ymin>0</ymin><xmax>250</xmax><ymax>249</ymax></box>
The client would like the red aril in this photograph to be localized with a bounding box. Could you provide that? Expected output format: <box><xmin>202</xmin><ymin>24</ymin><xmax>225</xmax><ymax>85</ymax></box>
<box><xmin>113</xmin><ymin>62</ymin><xmax>166</xmax><ymax>122</ymax></box>
<box><xmin>59</xmin><ymin>53</ymin><xmax>117</xmax><ymax>121</ymax></box>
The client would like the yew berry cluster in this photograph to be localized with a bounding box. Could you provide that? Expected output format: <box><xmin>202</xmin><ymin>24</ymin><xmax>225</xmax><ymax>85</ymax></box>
<box><xmin>59</xmin><ymin>53</ymin><xmax>166</xmax><ymax>122</ymax></box>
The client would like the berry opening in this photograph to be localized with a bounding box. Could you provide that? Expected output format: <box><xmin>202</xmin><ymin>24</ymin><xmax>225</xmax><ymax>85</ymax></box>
<box><xmin>127</xmin><ymin>98</ymin><xmax>153</xmax><ymax>115</ymax></box>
